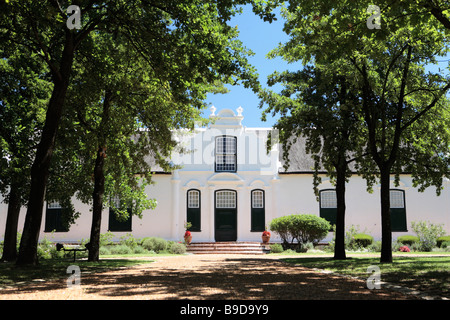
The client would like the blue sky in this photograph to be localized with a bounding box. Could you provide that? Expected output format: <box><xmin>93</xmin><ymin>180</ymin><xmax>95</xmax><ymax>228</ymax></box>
<box><xmin>204</xmin><ymin>6</ymin><xmax>293</xmax><ymax>128</ymax></box>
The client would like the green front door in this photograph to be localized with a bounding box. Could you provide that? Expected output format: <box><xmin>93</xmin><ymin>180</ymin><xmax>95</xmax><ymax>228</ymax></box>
<box><xmin>215</xmin><ymin>190</ymin><xmax>237</xmax><ymax>241</ymax></box>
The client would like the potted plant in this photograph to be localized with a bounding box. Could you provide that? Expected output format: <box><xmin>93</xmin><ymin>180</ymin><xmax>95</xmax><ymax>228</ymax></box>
<box><xmin>184</xmin><ymin>230</ymin><xmax>192</xmax><ymax>245</ymax></box>
<box><xmin>262</xmin><ymin>229</ymin><xmax>271</xmax><ymax>244</ymax></box>
<box><xmin>184</xmin><ymin>221</ymin><xmax>193</xmax><ymax>245</ymax></box>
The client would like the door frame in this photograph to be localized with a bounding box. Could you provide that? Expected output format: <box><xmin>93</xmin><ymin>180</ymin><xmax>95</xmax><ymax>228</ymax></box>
<box><xmin>214</xmin><ymin>189</ymin><xmax>237</xmax><ymax>242</ymax></box>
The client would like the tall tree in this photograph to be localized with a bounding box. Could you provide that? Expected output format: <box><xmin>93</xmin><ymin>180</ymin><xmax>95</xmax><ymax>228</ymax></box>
<box><xmin>58</xmin><ymin>32</ymin><xmax>182</xmax><ymax>261</ymax></box>
<box><xmin>0</xmin><ymin>45</ymin><xmax>51</xmax><ymax>261</ymax></box>
<box><xmin>260</xmin><ymin>64</ymin><xmax>364</xmax><ymax>260</ymax></box>
<box><xmin>265</xmin><ymin>0</ymin><xmax>450</xmax><ymax>262</ymax></box>
<box><xmin>1</xmin><ymin>0</ymin><xmax>277</xmax><ymax>265</ymax></box>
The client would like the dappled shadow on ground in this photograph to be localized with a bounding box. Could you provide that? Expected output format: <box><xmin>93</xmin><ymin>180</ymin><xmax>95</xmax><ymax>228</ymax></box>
<box><xmin>0</xmin><ymin>257</ymin><xmax>421</xmax><ymax>300</ymax></box>
<box><xmin>280</xmin><ymin>256</ymin><xmax>449</xmax><ymax>298</ymax></box>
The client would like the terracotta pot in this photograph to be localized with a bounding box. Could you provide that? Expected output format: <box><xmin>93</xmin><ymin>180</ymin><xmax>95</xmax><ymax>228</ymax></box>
<box><xmin>262</xmin><ymin>235</ymin><xmax>270</xmax><ymax>244</ymax></box>
<box><xmin>184</xmin><ymin>235</ymin><xmax>192</xmax><ymax>245</ymax></box>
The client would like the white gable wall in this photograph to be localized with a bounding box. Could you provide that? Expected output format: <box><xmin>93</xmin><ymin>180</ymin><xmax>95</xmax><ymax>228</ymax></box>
<box><xmin>0</xmin><ymin>107</ymin><xmax>449</xmax><ymax>245</ymax></box>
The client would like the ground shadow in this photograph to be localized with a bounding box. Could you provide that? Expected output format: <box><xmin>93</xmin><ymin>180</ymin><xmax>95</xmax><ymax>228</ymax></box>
<box><xmin>0</xmin><ymin>257</ymin><xmax>423</xmax><ymax>299</ymax></box>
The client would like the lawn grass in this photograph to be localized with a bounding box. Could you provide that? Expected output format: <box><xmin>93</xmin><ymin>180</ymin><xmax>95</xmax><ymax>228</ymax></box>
<box><xmin>281</xmin><ymin>254</ymin><xmax>450</xmax><ymax>297</ymax></box>
<box><xmin>0</xmin><ymin>258</ymin><xmax>153</xmax><ymax>288</ymax></box>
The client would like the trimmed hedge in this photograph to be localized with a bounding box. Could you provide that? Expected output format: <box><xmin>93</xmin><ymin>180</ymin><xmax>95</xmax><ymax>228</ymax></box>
<box><xmin>437</xmin><ymin>236</ymin><xmax>450</xmax><ymax>248</ymax></box>
<box><xmin>397</xmin><ymin>235</ymin><xmax>419</xmax><ymax>246</ymax></box>
<box><xmin>269</xmin><ymin>214</ymin><xmax>331</xmax><ymax>248</ymax></box>
<box><xmin>352</xmin><ymin>233</ymin><xmax>374</xmax><ymax>248</ymax></box>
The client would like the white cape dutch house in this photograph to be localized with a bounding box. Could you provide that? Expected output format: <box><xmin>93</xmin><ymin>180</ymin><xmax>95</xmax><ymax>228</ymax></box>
<box><xmin>1</xmin><ymin>107</ymin><xmax>449</xmax><ymax>243</ymax></box>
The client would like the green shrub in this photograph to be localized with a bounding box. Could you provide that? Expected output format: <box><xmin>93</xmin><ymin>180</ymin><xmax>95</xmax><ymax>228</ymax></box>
<box><xmin>291</xmin><ymin>214</ymin><xmax>331</xmax><ymax>244</ymax></box>
<box><xmin>99</xmin><ymin>246</ymin><xmax>111</xmax><ymax>255</ymax></box>
<box><xmin>141</xmin><ymin>237</ymin><xmax>168</xmax><ymax>253</ymax></box>
<box><xmin>368</xmin><ymin>241</ymin><xmax>382</xmax><ymax>252</ymax></box>
<box><xmin>119</xmin><ymin>233</ymin><xmax>139</xmax><ymax>249</ymax></box>
<box><xmin>441</xmin><ymin>241</ymin><xmax>450</xmax><ymax>249</ymax></box>
<box><xmin>100</xmin><ymin>231</ymin><xmax>115</xmax><ymax>247</ymax></box>
<box><xmin>269</xmin><ymin>243</ymin><xmax>283</xmax><ymax>253</ymax></box>
<box><xmin>109</xmin><ymin>244</ymin><xmax>133</xmax><ymax>255</ymax></box>
<box><xmin>133</xmin><ymin>246</ymin><xmax>148</xmax><ymax>254</ymax></box>
<box><xmin>352</xmin><ymin>233</ymin><xmax>374</xmax><ymax>248</ymax></box>
<box><xmin>269</xmin><ymin>216</ymin><xmax>293</xmax><ymax>244</ymax></box>
<box><xmin>437</xmin><ymin>236</ymin><xmax>450</xmax><ymax>248</ymax></box>
<box><xmin>269</xmin><ymin>214</ymin><xmax>331</xmax><ymax>249</ymax></box>
<box><xmin>169</xmin><ymin>242</ymin><xmax>186</xmax><ymax>254</ymax></box>
<box><xmin>397</xmin><ymin>235</ymin><xmax>419</xmax><ymax>246</ymax></box>
<box><xmin>411</xmin><ymin>221</ymin><xmax>446</xmax><ymax>252</ymax></box>
<box><xmin>37</xmin><ymin>237</ymin><xmax>56</xmax><ymax>259</ymax></box>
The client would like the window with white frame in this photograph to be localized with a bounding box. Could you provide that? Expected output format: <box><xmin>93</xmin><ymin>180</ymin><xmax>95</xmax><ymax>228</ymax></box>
<box><xmin>216</xmin><ymin>190</ymin><xmax>236</xmax><ymax>208</ymax></box>
<box><xmin>187</xmin><ymin>190</ymin><xmax>200</xmax><ymax>208</ymax></box>
<box><xmin>251</xmin><ymin>190</ymin><xmax>264</xmax><ymax>209</ymax></box>
<box><xmin>215</xmin><ymin>136</ymin><xmax>237</xmax><ymax>172</ymax></box>
<box><xmin>187</xmin><ymin>189</ymin><xmax>201</xmax><ymax>231</ymax></box>
<box><xmin>108</xmin><ymin>196</ymin><xmax>132</xmax><ymax>232</ymax></box>
<box><xmin>319</xmin><ymin>189</ymin><xmax>337</xmax><ymax>227</ymax></box>
<box><xmin>390</xmin><ymin>189</ymin><xmax>407</xmax><ymax>231</ymax></box>
<box><xmin>47</xmin><ymin>201</ymin><xmax>62</xmax><ymax>209</ymax></box>
<box><xmin>45</xmin><ymin>201</ymin><xmax>68</xmax><ymax>232</ymax></box>
<box><xmin>251</xmin><ymin>190</ymin><xmax>265</xmax><ymax>232</ymax></box>
<box><xmin>390</xmin><ymin>190</ymin><xmax>405</xmax><ymax>208</ymax></box>
<box><xmin>320</xmin><ymin>190</ymin><xmax>337</xmax><ymax>208</ymax></box>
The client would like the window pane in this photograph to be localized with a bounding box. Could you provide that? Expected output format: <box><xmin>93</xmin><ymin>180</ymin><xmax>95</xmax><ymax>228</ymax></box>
<box><xmin>320</xmin><ymin>190</ymin><xmax>337</xmax><ymax>208</ymax></box>
<box><xmin>215</xmin><ymin>136</ymin><xmax>236</xmax><ymax>172</ymax></box>
<box><xmin>216</xmin><ymin>191</ymin><xmax>236</xmax><ymax>208</ymax></box>
<box><xmin>390</xmin><ymin>190</ymin><xmax>405</xmax><ymax>208</ymax></box>
<box><xmin>216</xmin><ymin>136</ymin><xmax>236</xmax><ymax>154</ymax></box>
<box><xmin>215</xmin><ymin>155</ymin><xmax>236</xmax><ymax>172</ymax></box>
<box><xmin>188</xmin><ymin>190</ymin><xmax>200</xmax><ymax>208</ymax></box>
<box><xmin>48</xmin><ymin>201</ymin><xmax>61</xmax><ymax>209</ymax></box>
<box><xmin>111</xmin><ymin>196</ymin><xmax>120</xmax><ymax>208</ymax></box>
<box><xmin>252</xmin><ymin>190</ymin><xmax>264</xmax><ymax>208</ymax></box>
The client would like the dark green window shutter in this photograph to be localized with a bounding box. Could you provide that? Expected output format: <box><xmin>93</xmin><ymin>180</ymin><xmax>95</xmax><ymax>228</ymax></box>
<box><xmin>45</xmin><ymin>203</ymin><xmax>69</xmax><ymax>232</ymax></box>
<box><xmin>251</xmin><ymin>190</ymin><xmax>265</xmax><ymax>232</ymax></box>
<box><xmin>390</xmin><ymin>189</ymin><xmax>407</xmax><ymax>232</ymax></box>
<box><xmin>108</xmin><ymin>208</ymin><xmax>132</xmax><ymax>232</ymax></box>
<box><xmin>319</xmin><ymin>189</ymin><xmax>337</xmax><ymax>227</ymax></box>
<box><xmin>187</xmin><ymin>189</ymin><xmax>201</xmax><ymax>231</ymax></box>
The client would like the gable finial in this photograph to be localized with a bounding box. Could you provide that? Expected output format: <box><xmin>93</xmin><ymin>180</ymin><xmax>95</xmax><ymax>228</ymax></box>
<box><xmin>236</xmin><ymin>106</ymin><xmax>243</xmax><ymax>116</ymax></box>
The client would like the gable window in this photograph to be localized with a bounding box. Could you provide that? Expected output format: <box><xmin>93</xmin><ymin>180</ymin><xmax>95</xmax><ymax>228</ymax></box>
<box><xmin>251</xmin><ymin>189</ymin><xmax>265</xmax><ymax>232</ymax></box>
<box><xmin>187</xmin><ymin>189</ymin><xmax>201</xmax><ymax>231</ymax></box>
<box><xmin>215</xmin><ymin>136</ymin><xmax>237</xmax><ymax>172</ymax></box>
<box><xmin>45</xmin><ymin>201</ymin><xmax>69</xmax><ymax>232</ymax></box>
<box><xmin>319</xmin><ymin>189</ymin><xmax>337</xmax><ymax>227</ymax></box>
<box><xmin>108</xmin><ymin>197</ymin><xmax>132</xmax><ymax>232</ymax></box>
<box><xmin>390</xmin><ymin>189</ymin><xmax>407</xmax><ymax>231</ymax></box>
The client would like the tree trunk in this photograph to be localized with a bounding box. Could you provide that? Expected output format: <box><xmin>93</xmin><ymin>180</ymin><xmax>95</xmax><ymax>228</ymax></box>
<box><xmin>334</xmin><ymin>164</ymin><xmax>347</xmax><ymax>260</ymax></box>
<box><xmin>379</xmin><ymin>165</ymin><xmax>393</xmax><ymax>263</ymax></box>
<box><xmin>88</xmin><ymin>147</ymin><xmax>106</xmax><ymax>262</ymax></box>
<box><xmin>88</xmin><ymin>90</ymin><xmax>111</xmax><ymax>262</ymax></box>
<box><xmin>16</xmin><ymin>34</ymin><xmax>75</xmax><ymax>266</ymax></box>
<box><xmin>1</xmin><ymin>182</ymin><xmax>21</xmax><ymax>262</ymax></box>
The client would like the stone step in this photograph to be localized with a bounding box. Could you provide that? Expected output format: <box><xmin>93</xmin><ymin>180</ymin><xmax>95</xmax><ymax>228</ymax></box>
<box><xmin>186</xmin><ymin>242</ymin><xmax>271</xmax><ymax>255</ymax></box>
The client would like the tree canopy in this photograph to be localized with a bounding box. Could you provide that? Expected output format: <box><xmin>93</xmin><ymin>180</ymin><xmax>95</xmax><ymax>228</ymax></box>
<box><xmin>261</xmin><ymin>0</ymin><xmax>450</xmax><ymax>262</ymax></box>
<box><xmin>0</xmin><ymin>0</ymin><xmax>278</xmax><ymax>265</ymax></box>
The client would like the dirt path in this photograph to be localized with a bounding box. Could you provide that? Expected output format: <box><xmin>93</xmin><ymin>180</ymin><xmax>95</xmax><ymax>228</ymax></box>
<box><xmin>0</xmin><ymin>254</ymin><xmax>422</xmax><ymax>300</ymax></box>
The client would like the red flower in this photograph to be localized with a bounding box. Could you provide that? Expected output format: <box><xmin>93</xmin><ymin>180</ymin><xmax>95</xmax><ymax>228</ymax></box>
<box><xmin>262</xmin><ymin>230</ymin><xmax>270</xmax><ymax>236</ymax></box>
<box><xmin>399</xmin><ymin>246</ymin><xmax>410</xmax><ymax>252</ymax></box>
<box><xmin>184</xmin><ymin>230</ymin><xmax>191</xmax><ymax>237</ymax></box>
